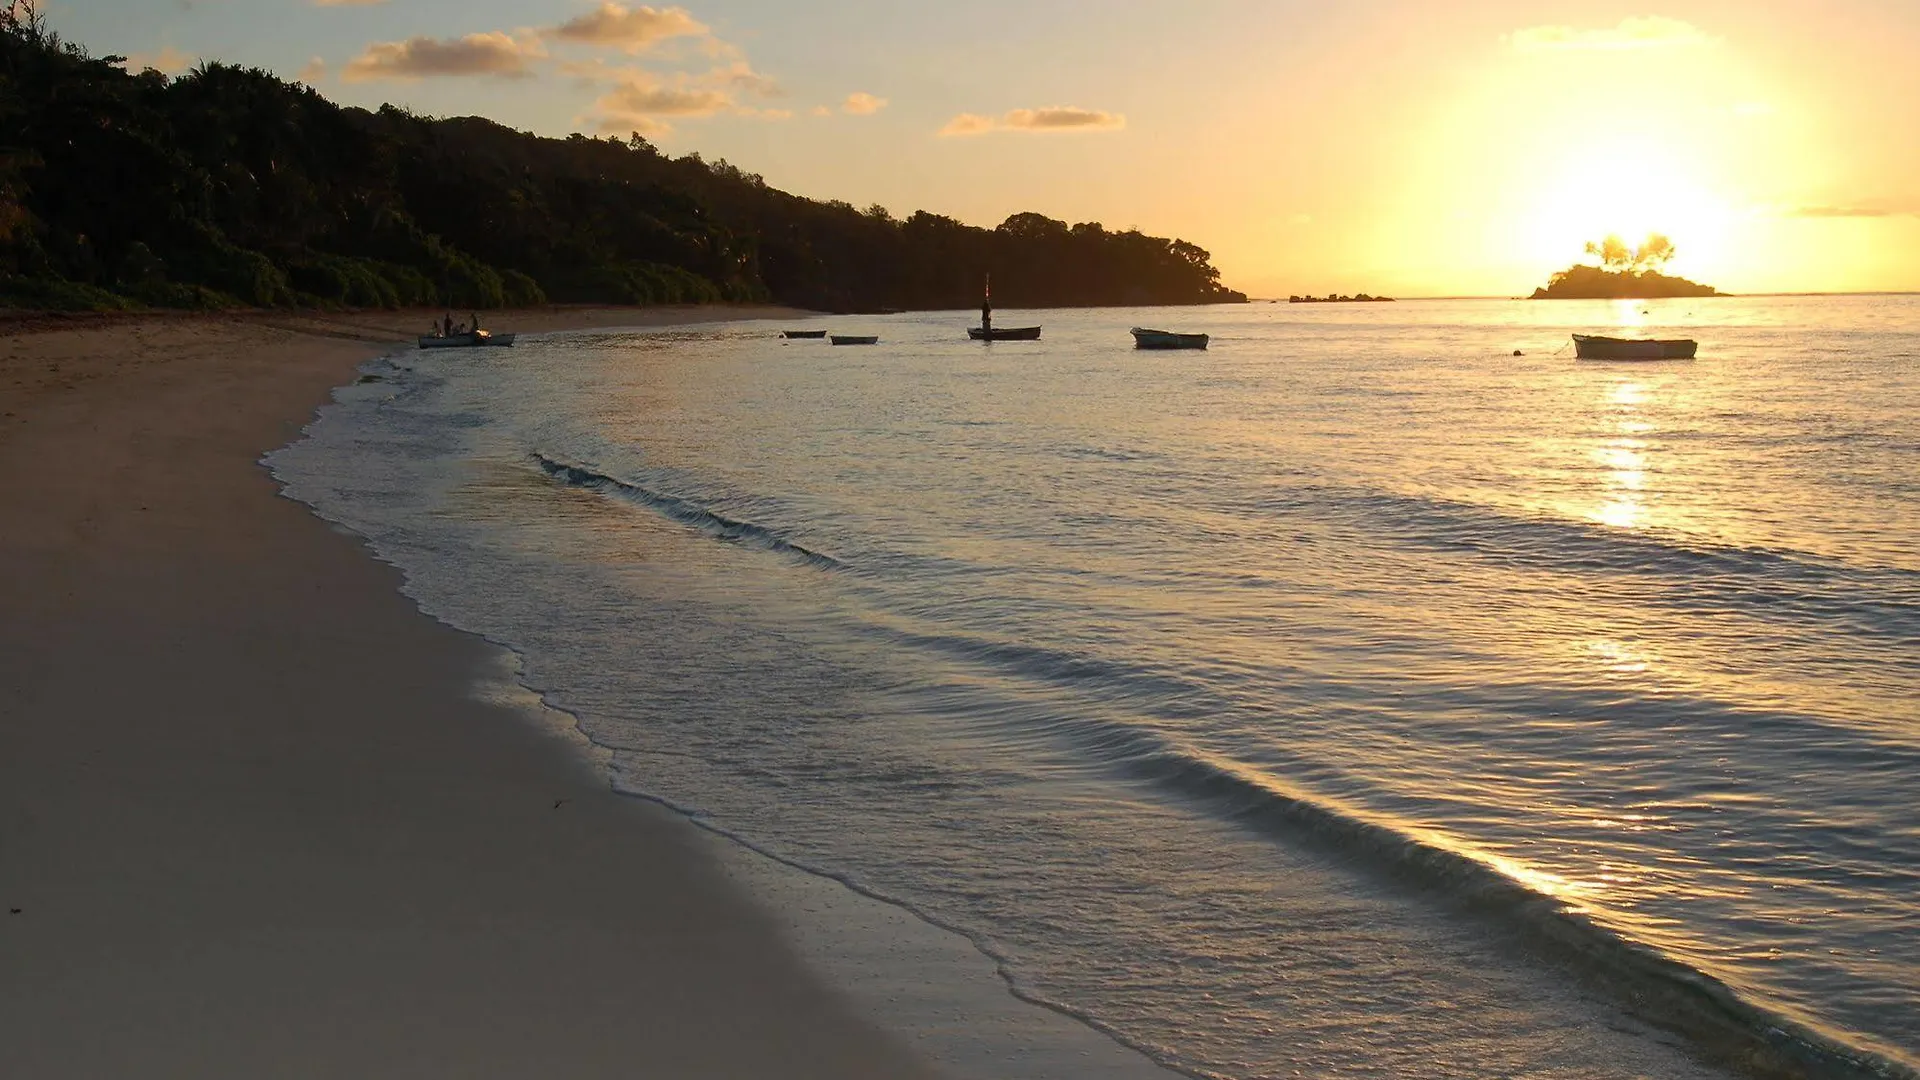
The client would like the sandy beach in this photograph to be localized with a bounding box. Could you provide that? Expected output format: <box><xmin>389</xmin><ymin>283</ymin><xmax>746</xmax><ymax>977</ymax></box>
<box><xmin>0</xmin><ymin>306</ymin><xmax>948</xmax><ymax>1078</ymax></box>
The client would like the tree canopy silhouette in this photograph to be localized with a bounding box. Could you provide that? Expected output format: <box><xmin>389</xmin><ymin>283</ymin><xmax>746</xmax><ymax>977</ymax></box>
<box><xmin>1581</xmin><ymin>233</ymin><xmax>1678</xmax><ymax>276</ymax></box>
<box><xmin>0</xmin><ymin>10</ymin><xmax>1246</xmax><ymax>312</ymax></box>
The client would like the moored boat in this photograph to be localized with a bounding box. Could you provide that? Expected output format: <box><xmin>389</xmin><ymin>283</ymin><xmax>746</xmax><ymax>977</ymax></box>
<box><xmin>782</xmin><ymin>329</ymin><xmax>828</xmax><ymax>339</ymax></box>
<box><xmin>1130</xmin><ymin>327</ymin><xmax>1209</xmax><ymax>350</ymax></box>
<box><xmin>830</xmin><ymin>334</ymin><xmax>879</xmax><ymax>345</ymax></box>
<box><xmin>971</xmin><ymin>272</ymin><xmax>1040</xmax><ymax>341</ymax></box>
<box><xmin>418</xmin><ymin>330</ymin><xmax>516</xmax><ymax>349</ymax></box>
<box><xmin>1572</xmin><ymin>334</ymin><xmax>1696</xmax><ymax>360</ymax></box>
<box><xmin>968</xmin><ymin>326</ymin><xmax>1042</xmax><ymax>341</ymax></box>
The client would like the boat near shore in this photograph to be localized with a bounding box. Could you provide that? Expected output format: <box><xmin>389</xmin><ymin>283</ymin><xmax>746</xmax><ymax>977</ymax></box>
<box><xmin>1572</xmin><ymin>334</ymin><xmax>1697</xmax><ymax>360</ymax></box>
<box><xmin>1131</xmin><ymin>327</ymin><xmax>1210</xmax><ymax>350</ymax></box>
<box><xmin>781</xmin><ymin>329</ymin><xmax>828</xmax><ymax>339</ymax></box>
<box><xmin>830</xmin><ymin>334</ymin><xmax>880</xmax><ymax>345</ymax></box>
<box><xmin>417</xmin><ymin>329</ymin><xmax>515</xmax><ymax>350</ymax></box>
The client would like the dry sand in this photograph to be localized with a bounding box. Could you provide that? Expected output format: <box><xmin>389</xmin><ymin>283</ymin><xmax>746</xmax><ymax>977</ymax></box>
<box><xmin>0</xmin><ymin>307</ymin><xmax>949</xmax><ymax>1078</ymax></box>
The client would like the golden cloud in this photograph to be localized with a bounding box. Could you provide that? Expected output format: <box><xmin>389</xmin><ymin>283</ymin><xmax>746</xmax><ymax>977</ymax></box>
<box><xmin>939</xmin><ymin>106</ymin><xmax>1124</xmax><ymax>136</ymax></box>
<box><xmin>938</xmin><ymin>113</ymin><xmax>996</xmax><ymax>136</ymax></box>
<box><xmin>550</xmin><ymin>3</ymin><xmax>708</xmax><ymax>54</ymax></box>
<box><xmin>587</xmin><ymin>69</ymin><xmax>736</xmax><ymax>133</ymax></box>
<box><xmin>342</xmin><ymin>32</ymin><xmax>545</xmax><ymax>81</ymax></box>
<box><xmin>713</xmin><ymin>60</ymin><xmax>780</xmax><ymax>97</ymax></box>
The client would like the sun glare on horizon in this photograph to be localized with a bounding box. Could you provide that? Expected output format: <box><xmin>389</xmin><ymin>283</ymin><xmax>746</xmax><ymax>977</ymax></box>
<box><xmin>1356</xmin><ymin>14</ymin><xmax>1843</xmax><ymax>296</ymax></box>
<box><xmin>1516</xmin><ymin>135</ymin><xmax>1737</xmax><ymax>278</ymax></box>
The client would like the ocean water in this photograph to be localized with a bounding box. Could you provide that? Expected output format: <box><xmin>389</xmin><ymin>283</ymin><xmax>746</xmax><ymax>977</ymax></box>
<box><xmin>270</xmin><ymin>297</ymin><xmax>1920</xmax><ymax>1080</ymax></box>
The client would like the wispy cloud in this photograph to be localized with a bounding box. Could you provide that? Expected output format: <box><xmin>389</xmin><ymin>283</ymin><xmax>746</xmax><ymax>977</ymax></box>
<box><xmin>584</xmin><ymin>66</ymin><xmax>755</xmax><ymax>134</ymax></box>
<box><xmin>1510</xmin><ymin>16</ymin><xmax>1712</xmax><ymax>52</ymax></box>
<box><xmin>841</xmin><ymin>91</ymin><xmax>886</xmax><ymax>115</ymax></box>
<box><xmin>1004</xmin><ymin>106</ymin><xmax>1124</xmax><ymax>131</ymax></box>
<box><xmin>297</xmin><ymin>56</ymin><xmax>327</xmax><ymax>83</ymax></box>
<box><xmin>1784</xmin><ymin>202</ymin><xmax>1919</xmax><ymax>219</ymax></box>
<box><xmin>711</xmin><ymin>60</ymin><xmax>779</xmax><ymax>97</ymax></box>
<box><xmin>940</xmin><ymin>105</ymin><xmax>1125</xmax><ymax>136</ymax></box>
<box><xmin>550</xmin><ymin>3</ymin><xmax>709</xmax><ymax>54</ymax></box>
<box><xmin>939</xmin><ymin>113</ymin><xmax>997</xmax><ymax>136</ymax></box>
<box><xmin>122</xmin><ymin>45</ymin><xmax>194</xmax><ymax>75</ymax></box>
<box><xmin>343</xmin><ymin>32</ymin><xmax>545</xmax><ymax>81</ymax></box>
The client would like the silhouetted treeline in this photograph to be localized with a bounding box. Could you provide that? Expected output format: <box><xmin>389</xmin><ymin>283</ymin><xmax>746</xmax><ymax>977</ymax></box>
<box><xmin>0</xmin><ymin>14</ymin><xmax>1246</xmax><ymax>312</ymax></box>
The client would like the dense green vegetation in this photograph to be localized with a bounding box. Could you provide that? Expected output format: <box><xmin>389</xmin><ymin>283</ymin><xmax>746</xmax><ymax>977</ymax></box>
<box><xmin>0</xmin><ymin>8</ymin><xmax>1245</xmax><ymax>313</ymax></box>
<box><xmin>1531</xmin><ymin>233</ymin><xmax>1719</xmax><ymax>299</ymax></box>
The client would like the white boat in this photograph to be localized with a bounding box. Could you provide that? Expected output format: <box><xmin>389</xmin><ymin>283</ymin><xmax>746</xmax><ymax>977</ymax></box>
<box><xmin>418</xmin><ymin>329</ymin><xmax>516</xmax><ymax>350</ymax></box>
<box><xmin>1572</xmin><ymin>334</ymin><xmax>1695</xmax><ymax>360</ymax></box>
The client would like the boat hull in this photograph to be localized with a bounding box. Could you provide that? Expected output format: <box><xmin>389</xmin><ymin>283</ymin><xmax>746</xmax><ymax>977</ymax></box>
<box><xmin>1130</xmin><ymin>328</ymin><xmax>1210</xmax><ymax>350</ymax></box>
<box><xmin>782</xmin><ymin>330</ymin><xmax>828</xmax><ymax>339</ymax></box>
<box><xmin>830</xmin><ymin>335</ymin><xmax>879</xmax><ymax>345</ymax></box>
<box><xmin>968</xmin><ymin>326</ymin><xmax>1042</xmax><ymax>341</ymax></box>
<box><xmin>418</xmin><ymin>332</ymin><xmax>515</xmax><ymax>349</ymax></box>
<box><xmin>1572</xmin><ymin>334</ymin><xmax>1695</xmax><ymax>360</ymax></box>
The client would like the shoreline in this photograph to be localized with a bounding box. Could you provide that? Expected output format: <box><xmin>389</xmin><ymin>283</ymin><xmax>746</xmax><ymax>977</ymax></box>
<box><xmin>0</xmin><ymin>305</ymin><xmax>962</xmax><ymax>1077</ymax></box>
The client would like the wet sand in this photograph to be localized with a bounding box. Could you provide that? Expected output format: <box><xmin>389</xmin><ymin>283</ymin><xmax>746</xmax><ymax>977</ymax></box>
<box><xmin>0</xmin><ymin>306</ymin><xmax>947</xmax><ymax>1078</ymax></box>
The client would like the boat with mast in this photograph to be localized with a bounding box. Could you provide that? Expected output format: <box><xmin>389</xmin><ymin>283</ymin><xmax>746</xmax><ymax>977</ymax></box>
<box><xmin>968</xmin><ymin>274</ymin><xmax>1042</xmax><ymax>341</ymax></box>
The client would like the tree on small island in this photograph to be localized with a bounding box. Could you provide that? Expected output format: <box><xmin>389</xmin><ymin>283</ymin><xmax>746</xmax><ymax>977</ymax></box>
<box><xmin>1530</xmin><ymin>233</ymin><xmax>1719</xmax><ymax>299</ymax></box>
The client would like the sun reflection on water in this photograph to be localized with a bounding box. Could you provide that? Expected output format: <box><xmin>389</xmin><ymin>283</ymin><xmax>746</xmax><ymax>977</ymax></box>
<box><xmin>1610</xmin><ymin>298</ymin><xmax>1650</xmax><ymax>330</ymax></box>
<box><xmin>1593</xmin><ymin>380</ymin><xmax>1655</xmax><ymax>529</ymax></box>
<box><xmin>1583</xmin><ymin>638</ymin><xmax>1651</xmax><ymax>675</ymax></box>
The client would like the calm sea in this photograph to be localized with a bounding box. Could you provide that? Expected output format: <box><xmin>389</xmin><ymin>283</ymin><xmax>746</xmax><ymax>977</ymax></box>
<box><xmin>271</xmin><ymin>297</ymin><xmax>1919</xmax><ymax>1080</ymax></box>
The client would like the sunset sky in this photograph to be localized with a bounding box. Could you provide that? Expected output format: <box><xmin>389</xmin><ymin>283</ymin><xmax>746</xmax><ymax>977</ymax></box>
<box><xmin>67</xmin><ymin>0</ymin><xmax>1920</xmax><ymax>298</ymax></box>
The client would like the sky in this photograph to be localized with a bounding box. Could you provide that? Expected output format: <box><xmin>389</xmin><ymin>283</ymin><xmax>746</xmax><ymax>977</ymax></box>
<box><xmin>58</xmin><ymin>0</ymin><xmax>1920</xmax><ymax>297</ymax></box>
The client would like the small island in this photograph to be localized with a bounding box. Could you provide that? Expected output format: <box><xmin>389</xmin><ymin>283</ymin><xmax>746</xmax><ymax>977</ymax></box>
<box><xmin>1289</xmin><ymin>293</ymin><xmax>1395</xmax><ymax>303</ymax></box>
<box><xmin>1531</xmin><ymin>234</ymin><xmax>1719</xmax><ymax>299</ymax></box>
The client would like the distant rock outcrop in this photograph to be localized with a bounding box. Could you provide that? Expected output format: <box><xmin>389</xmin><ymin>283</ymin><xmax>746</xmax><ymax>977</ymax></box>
<box><xmin>1530</xmin><ymin>265</ymin><xmax>1719</xmax><ymax>300</ymax></box>
<box><xmin>1288</xmin><ymin>293</ymin><xmax>1395</xmax><ymax>303</ymax></box>
<box><xmin>1532</xmin><ymin>234</ymin><xmax>1720</xmax><ymax>299</ymax></box>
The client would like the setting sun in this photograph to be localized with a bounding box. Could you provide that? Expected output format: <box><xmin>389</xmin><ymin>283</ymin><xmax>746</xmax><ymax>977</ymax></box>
<box><xmin>1517</xmin><ymin>141</ymin><xmax>1736</xmax><ymax>280</ymax></box>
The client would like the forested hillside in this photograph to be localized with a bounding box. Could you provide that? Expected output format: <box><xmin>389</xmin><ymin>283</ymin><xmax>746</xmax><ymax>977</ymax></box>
<box><xmin>0</xmin><ymin>10</ymin><xmax>1246</xmax><ymax>312</ymax></box>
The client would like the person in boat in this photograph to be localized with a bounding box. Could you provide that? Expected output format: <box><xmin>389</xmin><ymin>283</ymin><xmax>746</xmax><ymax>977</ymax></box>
<box><xmin>470</xmin><ymin>313</ymin><xmax>481</xmax><ymax>333</ymax></box>
<box><xmin>981</xmin><ymin>296</ymin><xmax>992</xmax><ymax>335</ymax></box>
<box><xmin>442</xmin><ymin>313</ymin><xmax>454</xmax><ymax>337</ymax></box>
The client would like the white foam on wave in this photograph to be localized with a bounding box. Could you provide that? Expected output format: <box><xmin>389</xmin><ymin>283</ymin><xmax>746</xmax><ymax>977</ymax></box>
<box><xmin>269</xmin><ymin>342</ymin><xmax>1180</xmax><ymax>1080</ymax></box>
